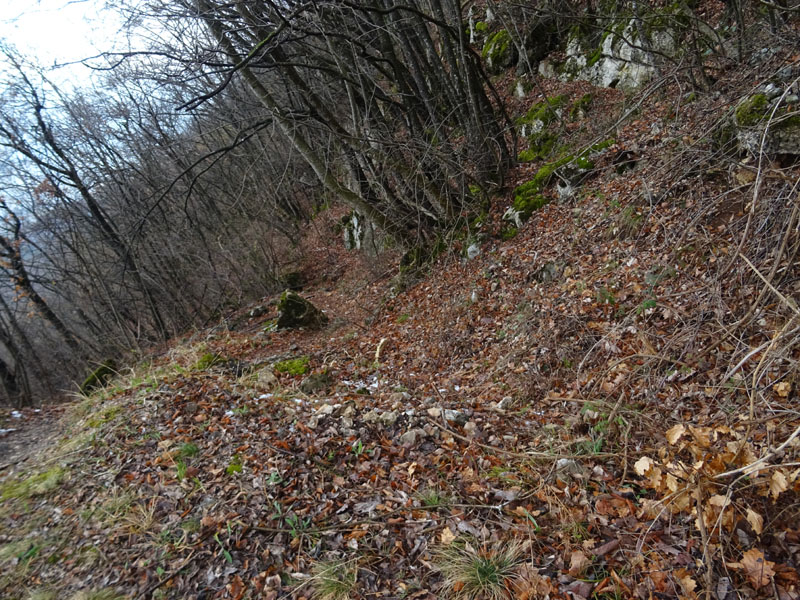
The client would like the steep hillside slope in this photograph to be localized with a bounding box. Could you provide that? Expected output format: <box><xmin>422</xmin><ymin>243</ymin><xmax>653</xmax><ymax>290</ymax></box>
<box><xmin>2</xmin><ymin>23</ymin><xmax>800</xmax><ymax>600</ymax></box>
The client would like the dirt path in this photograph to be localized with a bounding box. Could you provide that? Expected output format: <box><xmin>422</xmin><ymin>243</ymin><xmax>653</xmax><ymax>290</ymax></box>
<box><xmin>0</xmin><ymin>406</ymin><xmax>66</xmax><ymax>477</ymax></box>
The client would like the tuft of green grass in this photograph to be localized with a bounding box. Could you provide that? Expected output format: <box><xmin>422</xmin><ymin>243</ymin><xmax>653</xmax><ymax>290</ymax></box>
<box><xmin>434</xmin><ymin>538</ymin><xmax>523</xmax><ymax>600</ymax></box>
<box><xmin>310</xmin><ymin>558</ymin><xmax>358</xmax><ymax>600</ymax></box>
<box><xmin>417</xmin><ymin>488</ymin><xmax>450</xmax><ymax>509</ymax></box>
<box><xmin>178</xmin><ymin>442</ymin><xmax>199</xmax><ymax>458</ymax></box>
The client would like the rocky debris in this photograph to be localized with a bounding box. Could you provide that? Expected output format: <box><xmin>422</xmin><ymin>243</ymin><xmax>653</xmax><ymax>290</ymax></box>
<box><xmin>398</xmin><ymin>427</ymin><xmax>429</xmax><ymax>446</ymax></box>
<box><xmin>276</xmin><ymin>290</ymin><xmax>328</xmax><ymax>330</ymax></box>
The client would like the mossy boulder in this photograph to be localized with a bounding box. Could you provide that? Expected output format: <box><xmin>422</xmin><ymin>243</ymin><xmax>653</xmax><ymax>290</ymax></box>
<box><xmin>274</xmin><ymin>356</ymin><xmax>310</xmax><ymax>376</ymax></box>
<box><xmin>734</xmin><ymin>94</ymin><xmax>769</xmax><ymax>127</ymax></box>
<box><xmin>734</xmin><ymin>92</ymin><xmax>800</xmax><ymax>155</ymax></box>
<box><xmin>80</xmin><ymin>359</ymin><xmax>116</xmax><ymax>395</ymax></box>
<box><xmin>482</xmin><ymin>29</ymin><xmax>515</xmax><ymax>74</ymax></box>
<box><xmin>516</xmin><ymin>95</ymin><xmax>567</xmax><ymax>136</ymax></box>
<box><xmin>276</xmin><ymin>290</ymin><xmax>328</xmax><ymax>330</ymax></box>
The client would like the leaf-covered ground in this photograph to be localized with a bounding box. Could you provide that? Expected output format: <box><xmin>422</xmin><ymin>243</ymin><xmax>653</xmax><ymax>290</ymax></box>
<box><xmin>2</xmin><ymin>42</ymin><xmax>800</xmax><ymax>600</ymax></box>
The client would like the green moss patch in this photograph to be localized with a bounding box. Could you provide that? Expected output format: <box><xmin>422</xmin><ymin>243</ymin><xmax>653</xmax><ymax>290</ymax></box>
<box><xmin>274</xmin><ymin>356</ymin><xmax>310</xmax><ymax>376</ymax></box>
<box><xmin>516</xmin><ymin>95</ymin><xmax>568</xmax><ymax>131</ymax></box>
<box><xmin>1</xmin><ymin>467</ymin><xmax>65</xmax><ymax>501</ymax></box>
<box><xmin>735</xmin><ymin>94</ymin><xmax>769</xmax><ymax>127</ymax></box>
<box><xmin>481</xmin><ymin>30</ymin><xmax>513</xmax><ymax>73</ymax></box>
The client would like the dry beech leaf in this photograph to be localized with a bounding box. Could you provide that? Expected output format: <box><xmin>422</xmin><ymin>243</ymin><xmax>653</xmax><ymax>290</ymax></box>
<box><xmin>568</xmin><ymin>550</ymin><xmax>591</xmax><ymax>576</ymax></box>
<box><xmin>440</xmin><ymin>527</ymin><xmax>456</xmax><ymax>546</ymax></box>
<box><xmin>741</xmin><ymin>548</ymin><xmax>775</xmax><ymax>588</ymax></box>
<box><xmin>746</xmin><ymin>508</ymin><xmax>764</xmax><ymax>535</ymax></box>
<box><xmin>666</xmin><ymin>424</ymin><xmax>686</xmax><ymax>445</ymax></box>
<box><xmin>770</xmin><ymin>471</ymin><xmax>789</xmax><ymax>500</ymax></box>
<box><xmin>688</xmin><ymin>426</ymin><xmax>711</xmax><ymax>447</ymax></box>
<box><xmin>708</xmin><ymin>494</ymin><xmax>730</xmax><ymax>508</ymax></box>
<box><xmin>634</xmin><ymin>456</ymin><xmax>655</xmax><ymax>476</ymax></box>
<box><xmin>773</xmin><ymin>381</ymin><xmax>792</xmax><ymax>397</ymax></box>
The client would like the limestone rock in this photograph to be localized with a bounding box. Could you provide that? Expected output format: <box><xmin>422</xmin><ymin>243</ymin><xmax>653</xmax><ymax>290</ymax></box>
<box><xmin>276</xmin><ymin>290</ymin><xmax>328</xmax><ymax>330</ymax></box>
<box><xmin>398</xmin><ymin>428</ymin><xmax>428</xmax><ymax>446</ymax></box>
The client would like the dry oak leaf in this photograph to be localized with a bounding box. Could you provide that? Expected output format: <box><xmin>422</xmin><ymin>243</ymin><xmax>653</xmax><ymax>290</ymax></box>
<box><xmin>634</xmin><ymin>456</ymin><xmax>655</xmax><ymax>476</ymax></box>
<box><xmin>666</xmin><ymin>424</ymin><xmax>686</xmax><ymax>445</ymax></box>
<box><xmin>740</xmin><ymin>548</ymin><xmax>776</xmax><ymax>589</ymax></box>
<box><xmin>771</xmin><ymin>470</ymin><xmax>789</xmax><ymax>500</ymax></box>
<box><xmin>746</xmin><ymin>508</ymin><xmax>764</xmax><ymax>535</ymax></box>
<box><xmin>568</xmin><ymin>550</ymin><xmax>591</xmax><ymax>577</ymax></box>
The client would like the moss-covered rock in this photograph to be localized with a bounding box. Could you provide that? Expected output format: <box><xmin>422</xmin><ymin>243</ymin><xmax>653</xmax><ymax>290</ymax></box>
<box><xmin>518</xmin><ymin>131</ymin><xmax>559</xmax><ymax>162</ymax></box>
<box><xmin>482</xmin><ymin>29</ymin><xmax>515</xmax><ymax>74</ymax></box>
<box><xmin>276</xmin><ymin>290</ymin><xmax>328</xmax><ymax>330</ymax></box>
<box><xmin>274</xmin><ymin>356</ymin><xmax>310</xmax><ymax>376</ymax></box>
<box><xmin>735</xmin><ymin>94</ymin><xmax>769</xmax><ymax>127</ymax></box>
<box><xmin>570</xmin><ymin>93</ymin><xmax>593</xmax><ymax>120</ymax></box>
<box><xmin>80</xmin><ymin>360</ymin><xmax>116</xmax><ymax>395</ymax></box>
<box><xmin>516</xmin><ymin>95</ymin><xmax>568</xmax><ymax>134</ymax></box>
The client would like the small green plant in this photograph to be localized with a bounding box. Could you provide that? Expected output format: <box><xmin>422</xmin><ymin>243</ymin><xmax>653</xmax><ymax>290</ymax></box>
<box><xmin>178</xmin><ymin>442</ymin><xmax>199</xmax><ymax>458</ymax></box>
<box><xmin>418</xmin><ymin>488</ymin><xmax>449</xmax><ymax>508</ymax></box>
<box><xmin>266</xmin><ymin>471</ymin><xmax>283</xmax><ymax>486</ymax></box>
<box><xmin>397</xmin><ymin>313</ymin><xmax>411</xmax><ymax>323</ymax></box>
<box><xmin>434</xmin><ymin>538</ymin><xmax>523</xmax><ymax>600</ymax></box>
<box><xmin>175</xmin><ymin>460</ymin><xmax>187</xmax><ymax>481</ymax></box>
<box><xmin>309</xmin><ymin>558</ymin><xmax>358</xmax><ymax>600</ymax></box>
<box><xmin>274</xmin><ymin>356</ymin><xmax>310</xmax><ymax>375</ymax></box>
<box><xmin>636</xmin><ymin>298</ymin><xmax>657</xmax><ymax>315</ymax></box>
<box><xmin>285</xmin><ymin>514</ymin><xmax>312</xmax><ymax>539</ymax></box>
<box><xmin>351</xmin><ymin>439</ymin><xmax>365</xmax><ymax>456</ymax></box>
<box><xmin>213</xmin><ymin>532</ymin><xmax>233</xmax><ymax>564</ymax></box>
<box><xmin>226</xmin><ymin>456</ymin><xmax>243</xmax><ymax>475</ymax></box>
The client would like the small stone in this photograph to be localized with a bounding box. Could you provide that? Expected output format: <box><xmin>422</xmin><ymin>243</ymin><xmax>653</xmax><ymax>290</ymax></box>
<box><xmin>306</xmin><ymin>416</ymin><xmax>319</xmax><ymax>430</ymax></box>
<box><xmin>341</xmin><ymin>417</ymin><xmax>354</xmax><ymax>429</ymax></box>
<box><xmin>317</xmin><ymin>404</ymin><xmax>335</xmax><ymax>416</ymax></box>
<box><xmin>341</xmin><ymin>405</ymin><xmax>355</xmax><ymax>418</ymax></box>
<box><xmin>388</xmin><ymin>391</ymin><xmax>409</xmax><ymax>405</ymax></box>
<box><xmin>379</xmin><ymin>410</ymin><xmax>398</xmax><ymax>426</ymax></box>
<box><xmin>443</xmin><ymin>409</ymin><xmax>467</xmax><ymax>426</ymax></box>
<box><xmin>764</xmin><ymin>83</ymin><xmax>783</xmax><ymax>99</ymax></box>
<box><xmin>463</xmin><ymin>421</ymin><xmax>478</xmax><ymax>436</ymax></box>
<box><xmin>427</xmin><ymin>407</ymin><xmax>442</xmax><ymax>418</ymax></box>
<box><xmin>467</xmin><ymin>243</ymin><xmax>481</xmax><ymax>260</ymax></box>
<box><xmin>362</xmin><ymin>410</ymin><xmax>381</xmax><ymax>424</ymax></box>
<box><xmin>498</xmin><ymin>396</ymin><xmax>513</xmax><ymax>410</ymax></box>
<box><xmin>184</xmin><ymin>401</ymin><xmax>199</xmax><ymax>414</ymax></box>
<box><xmin>398</xmin><ymin>428</ymin><xmax>428</xmax><ymax>446</ymax></box>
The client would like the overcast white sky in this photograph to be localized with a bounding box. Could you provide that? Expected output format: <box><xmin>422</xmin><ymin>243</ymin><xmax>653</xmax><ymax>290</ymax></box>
<box><xmin>0</xmin><ymin>0</ymin><xmax>119</xmax><ymax>84</ymax></box>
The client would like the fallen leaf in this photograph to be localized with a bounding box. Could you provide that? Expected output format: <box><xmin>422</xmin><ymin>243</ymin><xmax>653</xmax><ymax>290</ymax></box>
<box><xmin>746</xmin><ymin>508</ymin><xmax>764</xmax><ymax>535</ymax></box>
<box><xmin>634</xmin><ymin>456</ymin><xmax>654</xmax><ymax>476</ymax></box>
<box><xmin>568</xmin><ymin>550</ymin><xmax>591</xmax><ymax>576</ymax></box>
<box><xmin>771</xmin><ymin>470</ymin><xmax>788</xmax><ymax>500</ymax></box>
<box><xmin>440</xmin><ymin>527</ymin><xmax>456</xmax><ymax>546</ymax></box>
<box><xmin>773</xmin><ymin>381</ymin><xmax>792</xmax><ymax>397</ymax></box>
<box><xmin>666</xmin><ymin>424</ymin><xmax>685</xmax><ymax>445</ymax></box>
<box><xmin>741</xmin><ymin>548</ymin><xmax>775</xmax><ymax>589</ymax></box>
